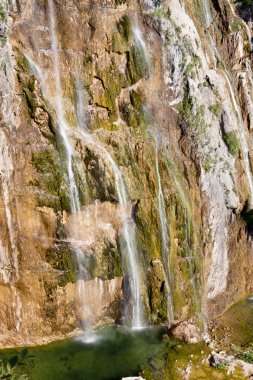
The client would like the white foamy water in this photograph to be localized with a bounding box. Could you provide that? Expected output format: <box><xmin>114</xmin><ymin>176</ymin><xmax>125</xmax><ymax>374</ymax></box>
<box><xmin>25</xmin><ymin>54</ymin><xmax>48</xmax><ymax>97</ymax></box>
<box><xmin>132</xmin><ymin>21</ymin><xmax>150</xmax><ymax>72</ymax></box>
<box><xmin>47</xmin><ymin>0</ymin><xmax>80</xmax><ymax>213</ymax></box>
<box><xmin>202</xmin><ymin>0</ymin><xmax>212</xmax><ymax>28</ymax></box>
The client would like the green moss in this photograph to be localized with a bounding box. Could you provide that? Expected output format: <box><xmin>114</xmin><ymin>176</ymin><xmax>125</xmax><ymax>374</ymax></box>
<box><xmin>203</xmin><ymin>153</ymin><xmax>215</xmax><ymax>172</ymax></box>
<box><xmin>185</xmin><ymin>55</ymin><xmax>201</xmax><ymax>77</ymax></box>
<box><xmin>0</xmin><ymin>2</ymin><xmax>7</xmax><ymax>46</ymax></box>
<box><xmin>45</xmin><ymin>246</ymin><xmax>76</xmax><ymax>287</ymax></box>
<box><xmin>177</xmin><ymin>88</ymin><xmax>209</xmax><ymax>142</ymax></box>
<box><xmin>90</xmin><ymin>117</ymin><xmax>119</xmax><ymax>131</ymax></box>
<box><xmin>91</xmin><ymin>59</ymin><xmax>127</xmax><ymax>116</ymax></box>
<box><xmin>17</xmin><ymin>55</ymin><xmax>30</xmax><ymax>74</ymax></box>
<box><xmin>209</xmin><ymin>103</ymin><xmax>222</xmax><ymax>117</ymax></box>
<box><xmin>223</xmin><ymin>131</ymin><xmax>240</xmax><ymax>156</ymax></box>
<box><xmin>117</xmin><ymin>15</ymin><xmax>132</xmax><ymax>44</ymax></box>
<box><xmin>230</xmin><ymin>20</ymin><xmax>242</xmax><ymax>32</ymax></box>
<box><xmin>120</xmin><ymin>89</ymin><xmax>147</xmax><ymax>130</ymax></box>
<box><xmin>126</xmin><ymin>44</ymin><xmax>148</xmax><ymax>85</ymax></box>
<box><xmin>150</xmin><ymin>8</ymin><xmax>170</xmax><ymax>19</ymax></box>
<box><xmin>92</xmin><ymin>241</ymin><xmax>122</xmax><ymax>280</ymax></box>
<box><xmin>31</xmin><ymin>149</ymin><xmax>71</xmax><ymax>212</ymax></box>
<box><xmin>235</xmin><ymin>348</ymin><xmax>253</xmax><ymax>364</ymax></box>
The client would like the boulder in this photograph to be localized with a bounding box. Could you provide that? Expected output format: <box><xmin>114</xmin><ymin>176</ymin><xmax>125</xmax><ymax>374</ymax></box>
<box><xmin>170</xmin><ymin>321</ymin><xmax>202</xmax><ymax>343</ymax></box>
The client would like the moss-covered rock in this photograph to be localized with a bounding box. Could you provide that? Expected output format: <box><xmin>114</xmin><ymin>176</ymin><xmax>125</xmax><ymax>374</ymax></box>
<box><xmin>223</xmin><ymin>131</ymin><xmax>240</xmax><ymax>156</ymax></box>
<box><xmin>120</xmin><ymin>89</ymin><xmax>147</xmax><ymax>130</ymax></box>
<box><xmin>45</xmin><ymin>245</ymin><xmax>77</xmax><ymax>287</ymax></box>
<box><xmin>31</xmin><ymin>149</ymin><xmax>71</xmax><ymax>212</ymax></box>
<box><xmin>92</xmin><ymin>241</ymin><xmax>122</xmax><ymax>280</ymax></box>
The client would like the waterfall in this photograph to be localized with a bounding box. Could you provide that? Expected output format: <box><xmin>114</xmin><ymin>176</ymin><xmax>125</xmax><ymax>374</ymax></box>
<box><xmin>74</xmin><ymin>73</ymin><xmax>87</xmax><ymax>130</ymax></box>
<box><xmin>208</xmin><ymin>31</ymin><xmax>253</xmax><ymax>205</ymax></box>
<box><xmin>227</xmin><ymin>0</ymin><xmax>236</xmax><ymax>16</ymax></box>
<box><xmin>74</xmin><ymin>75</ymin><xmax>145</xmax><ymax>328</ymax></box>
<box><xmin>155</xmin><ymin>141</ymin><xmax>173</xmax><ymax>323</ymax></box>
<box><xmin>24</xmin><ymin>2</ymin><xmax>147</xmax><ymax>331</ymax></box>
<box><xmin>223</xmin><ymin>70</ymin><xmax>253</xmax><ymax>204</ymax></box>
<box><xmin>47</xmin><ymin>0</ymin><xmax>94</xmax><ymax>330</ymax></box>
<box><xmin>47</xmin><ymin>0</ymin><xmax>80</xmax><ymax>213</ymax></box>
<box><xmin>77</xmin><ymin>132</ymin><xmax>145</xmax><ymax>329</ymax></box>
<box><xmin>132</xmin><ymin>21</ymin><xmax>150</xmax><ymax>72</ymax></box>
<box><xmin>103</xmin><ymin>150</ymin><xmax>145</xmax><ymax>329</ymax></box>
<box><xmin>25</xmin><ymin>54</ymin><xmax>48</xmax><ymax>97</ymax></box>
<box><xmin>227</xmin><ymin>0</ymin><xmax>252</xmax><ymax>51</ymax></box>
<box><xmin>202</xmin><ymin>0</ymin><xmax>212</xmax><ymax>28</ymax></box>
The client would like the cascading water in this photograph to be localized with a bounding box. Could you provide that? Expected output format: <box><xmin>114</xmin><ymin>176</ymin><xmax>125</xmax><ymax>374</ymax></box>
<box><xmin>103</xmin><ymin>151</ymin><xmax>145</xmax><ymax>329</ymax></box>
<box><xmin>202</xmin><ymin>0</ymin><xmax>212</xmax><ymax>28</ymax></box>
<box><xmin>47</xmin><ymin>0</ymin><xmax>94</xmax><ymax>331</ymax></box>
<box><xmin>207</xmin><ymin>29</ymin><xmax>253</xmax><ymax>205</ymax></box>
<box><xmin>74</xmin><ymin>75</ymin><xmax>145</xmax><ymax>329</ymax></box>
<box><xmin>227</xmin><ymin>0</ymin><xmax>252</xmax><ymax>51</ymax></box>
<box><xmin>25</xmin><ymin>54</ymin><xmax>48</xmax><ymax>97</ymax></box>
<box><xmin>223</xmin><ymin>70</ymin><xmax>253</xmax><ymax>205</ymax></box>
<box><xmin>47</xmin><ymin>0</ymin><xmax>80</xmax><ymax>213</ymax></box>
<box><xmin>227</xmin><ymin>0</ymin><xmax>236</xmax><ymax>16</ymax></box>
<box><xmin>25</xmin><ymin>5</ymin><xmax>147</xmax><ymax>331</ymax></box>
<box><xmin>132</xmin><ymin>21</ymin><xmax>150</xmax><ymax>73</ymax></box>
<box><xmin>155</xmin><ymin>139</ymin><xmax>173</xmax><ymax>323</ymax></box>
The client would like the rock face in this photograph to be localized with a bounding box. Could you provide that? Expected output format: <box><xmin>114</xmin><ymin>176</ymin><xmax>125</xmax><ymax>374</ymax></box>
<box><xmin>0</xmin><ymin>0</ymin><xmax>253</xmax><ymax>347</ymax></box>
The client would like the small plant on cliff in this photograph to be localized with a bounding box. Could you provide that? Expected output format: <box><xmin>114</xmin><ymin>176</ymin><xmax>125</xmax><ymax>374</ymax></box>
<box><xmin>0</xmin><ymin>2</ymin><xmax>6</xmax><ymax>22</ymax></box>
<box><xmin>177</xmin><ymin>87</ymin><xmax>209</xmax><ymax>144</ymax></box>
<box><xmin>223</xmin><ymin>131</ymin><xmax>240</xmax><ymax>156</ymax></box>
<box><xmin>215</xmin><ymin>360</ymin><xmax>230</xmax><ymax>370</ymax></box>
<box><xmin>230</xmin><ymin>20</ymin><xmax>243</xmax><ymax>32</ymax></box>
<box><xmin>209</xmin><ymin>103</ymin><xmax>221</xmax><ymax>117</ymax></box>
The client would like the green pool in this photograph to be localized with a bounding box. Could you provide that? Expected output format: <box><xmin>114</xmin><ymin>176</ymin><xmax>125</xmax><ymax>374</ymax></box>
<box><xmin>0</xmin><ymin>326</ymin><xmax>166</xmax><ymax>380</ymax></box>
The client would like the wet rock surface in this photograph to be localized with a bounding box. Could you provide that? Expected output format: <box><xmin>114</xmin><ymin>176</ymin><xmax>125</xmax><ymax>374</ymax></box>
<box><xmin>0</xmin><ymin>0</ymin><xmax>253</xmax><ymax>351</ymax></box>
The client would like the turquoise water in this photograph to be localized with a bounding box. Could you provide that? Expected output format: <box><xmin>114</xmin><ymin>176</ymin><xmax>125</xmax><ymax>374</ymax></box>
<box><xmin>0</xmin><ymin>326</ymin><xmax>166</xmax><ymax>380</ymax></box>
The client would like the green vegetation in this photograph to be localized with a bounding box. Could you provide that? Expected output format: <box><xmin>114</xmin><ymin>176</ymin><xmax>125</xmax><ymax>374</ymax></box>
<box><xmin>0</xmin><ymin>3</ymin><xmax>6</xmax><ymax>21</ymax></box>
<box><xmin>120</xmin><ymin>89</ymin><xmax>147</xmax><ymax>130</ymax></box>
<box><xmin>236</xmin><ymin>350</ymin><xmax>253</xmax><ymax>363</ymax></box>
<box><xmin>223</xmin><ymin>131</ymin><xmax>240</xmax><ymax>156</ymax></box>
<box><xmin>45</xmin><ymin>246</ymin><xmax>77</xmax><ymax>286</ymax></box>
<box><xmin>150</xmin><ymin>8</ymin><xmax>170</xmax><ymax>19</ymax></box>
<box><xmin>230</xmin><ymin>20</ymin><xmax>242</xmax><ymax>32</ymax></box>
<box><xmin>215</xmin><ymin>360</ymin><xmax>230</xmax><ymax>370</ymax></box>
<box><xmin>177</xmin><ymin>89</ymin><xmax>209</xmax><ymax>142</ymax></box>
<box><xmin>0</xmin><ymin>349</ymin><xmax>29</xmax><ymax>380</ymax></box>
<box><xmin>31</xmin><ymin>149</ymin><xmax>71</xmax><ymax>212</ymax></box>
<box><xmin>185</xmin><ymin>56</ymin><xmax>201</xmax><ymax>77</ymax></box>
<box><xmin>203</xmin><ymin>153</ymin><xmax>216</xmax><ymax>172</ymax></box>
<box><xmin>0</xmin><ymin>2</ymin><xmax>7</xmax><ymax>46</ymax></box>
<box><xmin>209</xmin><ymin>103</ymin><xmax>221</xmax><ymax>117</ymax></box>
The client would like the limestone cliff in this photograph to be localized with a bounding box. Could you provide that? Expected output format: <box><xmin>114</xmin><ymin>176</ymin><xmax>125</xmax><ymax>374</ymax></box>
<box><xmin>0</xmin><ymin>0</ymin><xmax>253</xmax><ymax>347</ymax></box>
